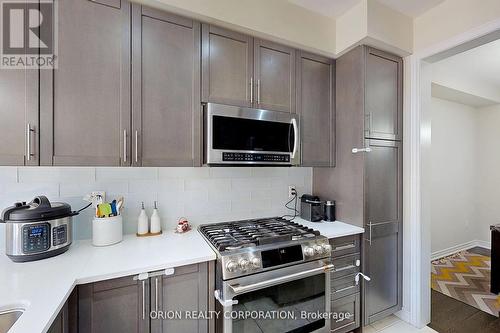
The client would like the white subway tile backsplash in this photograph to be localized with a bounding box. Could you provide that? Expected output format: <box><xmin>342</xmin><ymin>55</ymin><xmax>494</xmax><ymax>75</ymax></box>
<box><xmin>0</xmin><ymin>167</ymin><xmax>18</xmax><ymax>182</ymax></box>
<box><xmin>209</xmin><ymin>167</ymin><xmax>252</xmax><ymax>178</ymax></box>
<box><xmin>159</xmin><ymin>167</ymin><xmax>209</xmax><ymax>179</ymax></box>
<box><xmin>0</xmin><ymin>166</ymin><xmax>312</xmax><ymax>240</ymax></box>
<box><xmin>18</xmin><ymin>167</ymin><xmax>95</xmax><ymax>183</ymax></box>
<box><xmin>96</xmin><ymin>167</ymin><xmax>157</xmax><ymax>181</ymax></box>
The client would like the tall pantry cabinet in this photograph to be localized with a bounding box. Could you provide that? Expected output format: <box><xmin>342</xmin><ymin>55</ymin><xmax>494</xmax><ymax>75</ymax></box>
<box><xmin>313</xmin><ymin>45</ymin><xmax>403</xmax><ymax>325</ymax></box>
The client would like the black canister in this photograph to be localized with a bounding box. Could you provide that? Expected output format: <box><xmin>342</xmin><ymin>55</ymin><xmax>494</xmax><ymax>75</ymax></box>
<box><xmin>324</xmin><ymin>200</ymin><xmax>336</xmax><ymax>222</ymax></box>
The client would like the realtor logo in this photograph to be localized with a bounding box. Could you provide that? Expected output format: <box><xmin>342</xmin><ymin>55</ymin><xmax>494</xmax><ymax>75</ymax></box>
<box><xmin>1</xmin><ymin>0</ymin><xmax>57</xmax><ymax>69</ymax></box>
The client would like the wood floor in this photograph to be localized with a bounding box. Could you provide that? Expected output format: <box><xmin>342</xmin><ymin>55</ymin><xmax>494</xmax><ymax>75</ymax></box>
<box><xmin>429</xmin><ymin>246</ymin><xmax>499</xmax><ymax>333</ymax></box>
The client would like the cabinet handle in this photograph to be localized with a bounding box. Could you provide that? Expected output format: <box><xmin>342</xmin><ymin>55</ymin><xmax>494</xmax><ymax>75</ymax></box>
<box><xmin>352</xmin><ymin>147</ymin><xmax>372</xmax><ymax>154</ymax></box>
<box><xmin>123</xmin><ymin>130</ymin><xmax>127</xmax><ymax>163</ymax></box>
<box><xmin>250</xmin><ymin>77</ymin><xmax>253</xmax><ymax>103</ymax></box>
<box><xmin>134</xmin><ymin>130</ymin><xmax>138</xmax><ymax>163</ymax></box>
<box><xmin>142</xmin><ymin>280</ymin><xmax>145</xmax><ymax>320</ymax></box>
<box><xmin>26</xmin><ymin>123</ymin><xmax>35</xmax><ymax>161</ymax></box>
<box><xmin>257</xmin><ymin>79</ymin><xmax>261</xmax><ymax>104</ymax></box>
<box><xmin>332</xmin><ymin>242</ymin><xmax>356</xmax><ymax>251</ymax></box>
<box><xmin>365</xmin><ymin>222</ymin><xmax>373</xmax><ymax>245</ymax></box>
<box><xmin>155</xmin><ymin>277</ymin><xmax>159</xmax><ymax>313</ymax></box>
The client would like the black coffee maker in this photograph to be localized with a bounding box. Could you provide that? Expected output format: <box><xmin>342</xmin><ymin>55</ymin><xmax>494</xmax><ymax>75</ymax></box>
<box><xmin>300</xmin><ymin>195</ymin><xmax>324</xmax><ymax>222</ymax></box>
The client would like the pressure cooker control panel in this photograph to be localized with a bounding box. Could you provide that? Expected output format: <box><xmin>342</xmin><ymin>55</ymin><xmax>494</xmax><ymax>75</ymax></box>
<box><xmin>22</xmin><ymin>223</ymin><xmax>50</xmax><ymax>253</ymax></box>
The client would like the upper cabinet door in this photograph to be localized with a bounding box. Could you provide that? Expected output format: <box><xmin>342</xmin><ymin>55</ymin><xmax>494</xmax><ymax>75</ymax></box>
<box><xmin>0</xmin><ymin>65</ymin><xmax>38</xmax><ymax>166</ymax></box>
<box><xmin>201</xmin><ymin>25</ymin><xmax>253</xmax><ymax>108</ymax></box>
<box><xmin>365</xmin><ymin>48</ymin><xmax>402</xmax><ymax>141</ymax></box>
<box><xmin>40</xmin><ymin>0</ymin><xmax>131</xmax><ymax>166</ymax></box>
<box><xmin>296</xmin><ymin>52</ymin><xmax>335</xmax><ymax>167</ymax></box>
<box><xmin>254</xmin><ymin>39</ymin><xmax>296</xmax><ymax>113</ymax></box>
<box><xmin>132</xmin><ymin>6</ymin><xmax>201</xmax><ymax>167</ymax></box>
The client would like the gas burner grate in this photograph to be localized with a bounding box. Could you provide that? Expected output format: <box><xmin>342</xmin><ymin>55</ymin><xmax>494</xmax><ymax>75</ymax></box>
<box><xmin>199</xmin><ymin>217</ymin><xmax>320</xmax><ymax>252</ymax></box>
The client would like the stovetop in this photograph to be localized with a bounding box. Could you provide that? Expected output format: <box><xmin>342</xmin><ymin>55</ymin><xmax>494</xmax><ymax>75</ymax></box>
<box><xmin>198</xmin><ymin>217</ymin><xmax>321</xmax><ymax>252</ymax></box>
<box><xmin>199</xmin><ymin>217</ymin><xmax>331</xmax><ymax>280</ymax></box>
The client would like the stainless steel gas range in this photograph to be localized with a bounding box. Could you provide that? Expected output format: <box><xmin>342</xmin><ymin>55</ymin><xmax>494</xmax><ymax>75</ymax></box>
<box><xmin>199</xmin><ymin>217</ymin><xmax>334</xmax><ymax>333</ymax></box>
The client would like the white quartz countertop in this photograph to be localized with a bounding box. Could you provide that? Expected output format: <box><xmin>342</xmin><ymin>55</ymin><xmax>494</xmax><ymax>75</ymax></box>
<box><xmin>292</xmin><ymin>218</ymin><xmax>365</xmax><ymax>239</ymax></box>
<box><xmin>0</xmin><ymin>218</ymin><xmax>363</xmax><ymax>333</ymax></box>
<box><xmin>0</xmin><ymin>227</ymin><xmax>216</xmax><ymax>333</ymax></box>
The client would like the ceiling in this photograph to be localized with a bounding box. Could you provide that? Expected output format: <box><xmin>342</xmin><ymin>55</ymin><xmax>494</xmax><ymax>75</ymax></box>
<box><xmin>432</xmin><ymin>38</ymin><xmax>500</xmax><ymax>105</ymax></box>
<box><xmin>287</xmin><ymin>0</ymin><xmax>445</xmax><ymax>18</ymax></box>
<box><xmin>288</xmin><ymin>0</ymin><xmax>444</xmax><ymax>18</ymax></box>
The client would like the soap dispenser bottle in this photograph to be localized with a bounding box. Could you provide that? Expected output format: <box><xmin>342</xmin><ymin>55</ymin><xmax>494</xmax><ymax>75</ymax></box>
<box><xmin>150</xmin><ymin>201</ymin><xmax>162</xmax><ymax>234</ymax></box>
<box><xmin>137</xmin><ymin>202</ymin><xmax>149</xmax><ymax>236</ymax></box>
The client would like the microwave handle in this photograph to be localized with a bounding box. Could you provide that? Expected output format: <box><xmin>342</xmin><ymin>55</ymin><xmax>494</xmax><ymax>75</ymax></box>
<box><xmin>291</xmin><ymin>118</ymin><xmax>299</xmax><ymax>159</ymax></box>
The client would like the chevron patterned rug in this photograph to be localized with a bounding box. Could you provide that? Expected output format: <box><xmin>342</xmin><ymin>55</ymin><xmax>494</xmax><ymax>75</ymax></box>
<box><xmin>431</xmin><ymin>250</ymin><xmax>500</xmax><ymax>317</ymax></box>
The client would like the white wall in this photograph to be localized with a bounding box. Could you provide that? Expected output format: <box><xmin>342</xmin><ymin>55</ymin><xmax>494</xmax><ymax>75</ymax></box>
<box><xmin>0</xmin><ymin>167</ymin><xmax>312</xmax><ymax>240</ymax></box>
<box><xmin>477</xmin><ymin>104</ymin><xmax>500</xmax><ymax>241</ymax></box>
<box><xmin>430</xmin><ymin>97</ymin><xmax>479</xmax><ymax>253</ymax></box>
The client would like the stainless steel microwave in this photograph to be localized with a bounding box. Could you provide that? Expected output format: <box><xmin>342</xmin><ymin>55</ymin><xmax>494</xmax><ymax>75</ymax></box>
<box><xmin>204</xmin><ymin>103</ymin><xmax>300</xmax><ymax>166</ymax></box>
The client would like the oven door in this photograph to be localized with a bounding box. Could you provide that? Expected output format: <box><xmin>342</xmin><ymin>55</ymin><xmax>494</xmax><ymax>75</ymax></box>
<box><xmin>216</xmin><ymin>260</ymin><xmax>332</xmax><ymax>333</ymax></box>
<box><xmin>205</xmin><ymin>103</ymin><xmax>300</xmax><ymax>165</ymax></box>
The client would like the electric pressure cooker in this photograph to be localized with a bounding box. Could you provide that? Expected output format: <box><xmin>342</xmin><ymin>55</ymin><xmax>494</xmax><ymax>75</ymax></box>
<box><xmin>1</xmin><ymin>196</ymin><xmax>78</xmax><ymax>262</ymax></box>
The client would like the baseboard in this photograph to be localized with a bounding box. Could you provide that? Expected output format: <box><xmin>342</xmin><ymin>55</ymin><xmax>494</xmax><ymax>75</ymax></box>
<box><xmin>431</xmin><ymin>240</ymin><xmax>491</xmax><ymax>261</ymax></box>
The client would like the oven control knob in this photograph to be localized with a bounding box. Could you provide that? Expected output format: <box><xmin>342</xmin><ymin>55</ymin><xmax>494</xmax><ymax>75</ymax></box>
<box><xmin>322</xmin><ymin>244</ymin><xmax>332</xmax><ymax>254</ymax></box>
<box><xmin>226</xmin><ymin>260</ymin><xmax>238</xmax><ymax>272</ymax></box>
<box><xmin>304</xmin><ymin>247</ymin><xmax>315</xmax><ymax>257</ymax></box>
<box><xmin>251</xmin><ymin>257</ymin><xmax>261</xmax><ymax>268</ymax></box>
<box><xmin>239</xmin><ymin>258</ymin><xmax>250</xmax><ymax>270</ymax></box>
<box><xmin>314</xmin><ymin>245</ymin><xmax>324</xmax><ymax>255</ymax></box>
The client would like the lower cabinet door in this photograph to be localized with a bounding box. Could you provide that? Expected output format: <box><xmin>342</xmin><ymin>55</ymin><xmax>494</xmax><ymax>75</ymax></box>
<box><xmin>331</xmin><ymin>293</ymin><xmax>360</xmax><ymax>333</ymax></box>
<box><xmin>78</xmin><ymin>276</ymin><xmax>150</xmax><ymax>333</ymax></box>
<box><xmin>150</xmin><ymin>263</ymin><xmax>209</xmax><ymax>333</ymax></box>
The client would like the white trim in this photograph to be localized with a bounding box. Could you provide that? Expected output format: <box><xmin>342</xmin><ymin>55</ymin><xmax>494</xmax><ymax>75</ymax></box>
<box><xmin>431</xmin><ymin>240</ymin><xmax>491</xmax><ymax>261</ymax></box>
<box><xmin>405</xmin><ymin>17</ymin><xmax>500</xmax><ymax>329</ymax></box>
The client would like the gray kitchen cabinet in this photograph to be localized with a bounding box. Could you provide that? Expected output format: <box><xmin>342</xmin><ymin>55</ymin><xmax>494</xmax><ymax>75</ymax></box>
<box><xmin>150</xmin><ymin>263</ymin><xmax>210</xmax><ymax>333</ymax></box>
<box><xmin>78</xmin><ymin>262</ymin><xmax>214</xmax><ymax>333</ymax></box>
<box><xmin>39</xmin><ymin>0</ymin><xmax>131</xmax><ymax>166</ymax></box>
<box><xmin>296</xmin><ymin>51</ymin><xmax>335</xmax><ymax>166</ymax></box>
<box><xmin>0</xmin><ymin>61</ymin><xmax>38</xmax><ymax>165</ymax></box>
<box><xmin>364</xmin><ymin>139</ymin><xmax>402</xmax><ymax>323</ymax></box>
<box><xmin>201</xmin><ymin>25</ymin><xmax>254</xmax><ymax>108</ymax></box>
<box><xmin>78</xmin><ymin>275</ymin><xmax>150</xmax><ymax>333</ymax></box>
<box><xmin>313</xmin><ymin>45</ymin><xmax>403</xmax><ymax>326</ymax></box>
<box><xmin>365</xmin><ymin>48</ymin><xmax>402</xmax><ymax>141</ymax></box>
<box><xmin>202</xmin><ymin>26</ymin><xmax>295</xmax><ymax>112</ymax></box>
<box><xmin>254</xmin><ymin>39</ymin><xmax>296</xmax><ymax>113</ymax></box>
<box><xmin>47</xmin><ymin>288</ymin><xmax>77</xmax><ymax>333</ymax></box>
<box><xmin>132</xmin><ymin>5</ymin><xmax>201</xmax><ymax>167</ymax></box>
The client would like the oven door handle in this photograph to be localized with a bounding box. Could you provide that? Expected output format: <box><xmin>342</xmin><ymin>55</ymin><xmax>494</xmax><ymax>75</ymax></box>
<box><xmin>291</xmin><ymin>118</ymin><xmax>299</xmax><ymax>159</ymax></box>
<box><xmin>228</xmin><ymin>264</ymin><xmax>334</xmax><ymax>295</ymax></box>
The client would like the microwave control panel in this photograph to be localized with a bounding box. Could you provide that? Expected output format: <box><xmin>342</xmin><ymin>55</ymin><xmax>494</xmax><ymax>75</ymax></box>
<box><xmin>222</xmin><ymin>152</ymin><xmax>290</xmax><ymax>163</ymax></box>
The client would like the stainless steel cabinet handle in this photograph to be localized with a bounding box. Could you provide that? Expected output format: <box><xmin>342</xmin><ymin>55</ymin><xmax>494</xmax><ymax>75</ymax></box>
<box><xmin>366</xmin><ymin>222</ymin><xmax>373</xmax><ymax>245</ymax></box>
<box><xmin>134</xmin><ymin>130</ymin><xmax>138</xmax><ymax>163</ymax></box>
<box><xmin>250</xmin><ymin>77</ymin><xmax>253</xmax><ymax>103</ymax></box>
<box><xmin>352</xmin><ymin>147</ymin><xmax>372</xmax><ymax>154</ymax></box>
<box><xmin>257</xmin><ymin>79</ymin><xmax>261</xmax><ymax>104</ymax></box>
<box><xmin>332</xmin><ymin>242</ymin><xmax>356</xmax><ymax>251</ymax></box>
<box><xmin>26</xmin><ymin>123</ymin><xmax>35</xmax><ymax>161</ymax></box>
<box><xmin>123</xmin><ymin>130</ymin><xmax>127</xmax><ymax>163</ymax></box>
<box><xmin>155</xmin><ymin>277</ymin><xmax>159</xmax><ymax>313</ymax></box>
<box><xmin>229</xmin><ymin>264</ymin><xmax>334</xmax><ymax>294</ymax></box>
<box><xmin>334</xmin><ymin>264</ymin><xmax>356</xmax><ymax>272</ymax></box>
<box><xmin>333</xmin><ymin>284</ymin><xmax>356</xmax><ymax>293</ymax></box>
<box><xmin>142</xmin><ymin>280</ymin><xmax>145</xmax><ymax>320</ymax></box>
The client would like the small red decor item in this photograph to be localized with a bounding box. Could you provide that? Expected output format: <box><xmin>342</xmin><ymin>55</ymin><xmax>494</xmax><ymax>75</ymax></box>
<box><xmin>175</xmin><ymin>217</ymin><xmax>191</xmax><ymax>233</ymax></box>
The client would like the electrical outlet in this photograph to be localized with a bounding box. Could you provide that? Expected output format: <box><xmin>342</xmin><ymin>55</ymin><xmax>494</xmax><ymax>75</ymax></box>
<box><xmin>91</xmin><ymin>191</ymin><xmax>106</xmax><ymax>206</ymax></box>
<box><xmin>288</xmin><ymin>185</ymin><xmax>297</xmax><ymax>198</ymax></box>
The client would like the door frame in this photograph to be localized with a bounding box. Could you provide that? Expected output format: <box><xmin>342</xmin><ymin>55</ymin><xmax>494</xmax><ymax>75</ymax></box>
<box><xmin>403</xmin><ymin>21</ymin><xmax>500</xmax><ymax>328</ymax></box>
